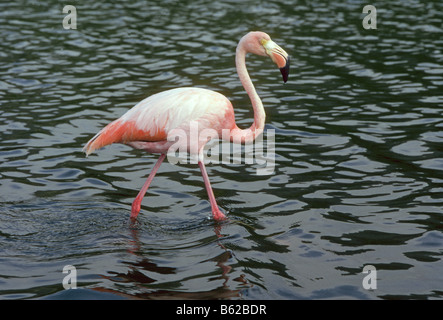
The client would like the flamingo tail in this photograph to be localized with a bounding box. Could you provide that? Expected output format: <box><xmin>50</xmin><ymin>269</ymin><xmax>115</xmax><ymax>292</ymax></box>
<box><xmin>82</xmin><ymin>120</ymin><xmax>127</xmax><ymax>156</ymax></box>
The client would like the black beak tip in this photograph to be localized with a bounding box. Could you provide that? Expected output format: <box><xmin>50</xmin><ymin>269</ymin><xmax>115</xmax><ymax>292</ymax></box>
<box><xmin>279</xmin><ymin>56</ymin><xmax>290</xmax><ymax>83</ymax></box>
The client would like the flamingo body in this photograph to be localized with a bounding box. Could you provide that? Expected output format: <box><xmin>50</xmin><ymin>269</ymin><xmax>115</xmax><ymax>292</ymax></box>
<box><xmin>83</xmin><ymin>87</ymin><xmax>235</xmax><ymax>156</ymax></box>
<box><xmin>83</xmin><ymin>31</ymin><xmax>289</xmax><ymax>221</ymax></box>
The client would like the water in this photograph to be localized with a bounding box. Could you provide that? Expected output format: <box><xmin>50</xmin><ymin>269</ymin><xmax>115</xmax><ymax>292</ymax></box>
<box><xmin>0</xmin><ymin>0</ymin><xmax>442</xmax><ymax>300</ymax></box>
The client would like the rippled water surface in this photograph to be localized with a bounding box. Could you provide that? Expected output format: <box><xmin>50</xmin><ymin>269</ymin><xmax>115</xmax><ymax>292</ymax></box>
<box><xmin>1</xmin><ymin>0</ymin><xmax>442</xmax><ymax>299</ymax></box>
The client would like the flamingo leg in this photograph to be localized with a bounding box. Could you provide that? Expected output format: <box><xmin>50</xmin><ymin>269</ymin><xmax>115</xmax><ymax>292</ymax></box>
<box><xmin>131</xmin><ymin>153</ymin><xmax>166</xmax><ymax>219</ymax></box>
<box><xmin>198</xmin><ymin>160</ymin><xmax>227</xmax><ymax>221</ymax></box>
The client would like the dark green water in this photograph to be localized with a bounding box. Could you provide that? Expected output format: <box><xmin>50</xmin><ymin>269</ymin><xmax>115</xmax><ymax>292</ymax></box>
<box><xmin>0</xmin><ymin>0</ymin><xmax>442</xmax><ymax>299</ymax></box>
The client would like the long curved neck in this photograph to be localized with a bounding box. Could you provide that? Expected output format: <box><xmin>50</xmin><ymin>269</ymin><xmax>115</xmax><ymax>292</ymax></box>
<box><xmin>232</xmin><ymin>42</ymin><xmax>266</xmax><ymax>143</ymax></box>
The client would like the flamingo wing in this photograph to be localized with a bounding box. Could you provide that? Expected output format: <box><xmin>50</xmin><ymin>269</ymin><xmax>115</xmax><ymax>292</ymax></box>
<box><xmin>83</xmin><ymin>87</ymin><xmax>233</xmax><ymax>156</ymax></box>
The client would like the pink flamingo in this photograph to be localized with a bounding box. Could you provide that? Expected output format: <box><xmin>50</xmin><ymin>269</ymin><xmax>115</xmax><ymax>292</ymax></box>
<box><xmin>83</xmin><ymin>31</ymin><xmax>290</xmax><ymax>221</ymax></box>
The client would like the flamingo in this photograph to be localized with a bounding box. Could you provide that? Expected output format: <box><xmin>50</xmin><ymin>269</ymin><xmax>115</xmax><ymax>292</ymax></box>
<box><xmin>83</xmin><ymin>31</ymin><xmax>290</xmax><ymax>221</ymax></box>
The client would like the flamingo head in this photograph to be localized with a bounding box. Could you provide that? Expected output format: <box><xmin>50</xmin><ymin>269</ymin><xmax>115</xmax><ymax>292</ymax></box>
<box><xmin>241</xmin><ymin>31</ymin><xmax>290</xmax><ymax>83</ymax></box>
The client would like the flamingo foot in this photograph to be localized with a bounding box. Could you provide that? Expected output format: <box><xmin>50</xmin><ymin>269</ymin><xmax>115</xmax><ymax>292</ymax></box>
<box><xmin>130</xmin><ymin>200</ymin><xmax>141</xmax><ymax>220</ymax></box>
<box><xmin>129</xmin><ymin>154</ymin><xmax>166</xmax><ymax>221</ymax></box>
<box><xmin>212</xmin><ymin>207</ymin><xmax>227</xmax><ymax>221</ymax></box>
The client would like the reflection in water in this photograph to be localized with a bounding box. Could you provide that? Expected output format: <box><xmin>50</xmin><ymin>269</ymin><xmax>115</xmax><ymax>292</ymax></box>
<box><xmin>92</xmin><ymin>222</ymin><xmax>246</xmax><ymax>299</ymax></box>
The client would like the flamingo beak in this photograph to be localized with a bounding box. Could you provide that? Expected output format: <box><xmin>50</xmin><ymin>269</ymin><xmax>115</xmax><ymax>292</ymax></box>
<box><xmin>262</xmin><ymin>39</ymin><xmax>290</xmax><ymax>83</ymax></box>
<box><xmin>279</xmin><ymin>55</ymin><xmax>290</xmax><ymax>83</ymax></box>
